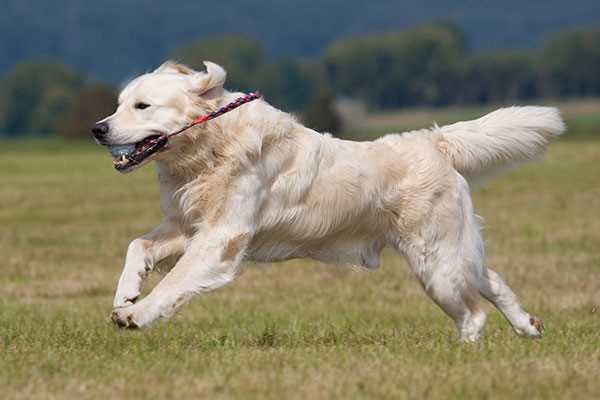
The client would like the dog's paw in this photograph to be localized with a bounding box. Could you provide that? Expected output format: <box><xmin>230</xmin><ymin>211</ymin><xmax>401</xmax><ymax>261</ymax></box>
<box><xmin>110</xmin><ymin>307</ymin><xmax>141</xmax><ymax>329</ymax></box>
<box><xmin>529</xmin><ymin>316</ymin><xmax>545</xmax><ymax>337</ymax></box>
<box><xmin>514</xmin><ymin>316</ymin><xmax>544</xmax><ymax>338</ymax></box>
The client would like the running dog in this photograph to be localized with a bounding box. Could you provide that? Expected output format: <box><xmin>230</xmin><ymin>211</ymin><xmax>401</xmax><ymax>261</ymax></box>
<box><xmin>93</xmin><ymin>61</ymin><xmax>565</xmax><ymax>341</ymax></box>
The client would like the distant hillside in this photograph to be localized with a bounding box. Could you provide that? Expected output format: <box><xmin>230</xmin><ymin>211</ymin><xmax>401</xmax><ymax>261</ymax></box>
<box><xmin>1</xmin><ymin>0</ymin><xmax>599</xmax><ymax>82</ymax></box>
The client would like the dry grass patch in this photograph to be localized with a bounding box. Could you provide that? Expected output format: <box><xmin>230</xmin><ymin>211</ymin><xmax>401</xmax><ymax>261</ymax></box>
<box><xmin>0</xmin><ymin>138</ymin><xmax>599</xmax><ymax>399</ymax></box>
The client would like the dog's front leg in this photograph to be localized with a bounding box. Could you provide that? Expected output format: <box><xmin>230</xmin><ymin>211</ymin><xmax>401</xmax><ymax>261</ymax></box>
<box><xmin>113</xmin><ymin>219</ymin><xmax>185</xmax><ymax>308</ymax></box>
<box><xmin>111</xmin><ymin>170</ymin><xmax>263</xmax><ymax>329</ymax></box>
<box><xmin>111</xmin><ymin>228</ymin><xmax>250</xmax><ymax>328</ymax></box>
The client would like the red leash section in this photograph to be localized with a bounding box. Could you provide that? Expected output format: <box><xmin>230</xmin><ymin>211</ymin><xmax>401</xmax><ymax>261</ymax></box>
<box><xmin>168</xmin><ymin>92</ymin><xmax>261</xmax><ymax>138</ymax></box>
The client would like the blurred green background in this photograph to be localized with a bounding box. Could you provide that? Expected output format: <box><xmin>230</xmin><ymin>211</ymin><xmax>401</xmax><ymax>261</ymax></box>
<box><xmin>1</xmin><ymin>1</ymin><xmax>599</xmax><ymax>138</ymax></box>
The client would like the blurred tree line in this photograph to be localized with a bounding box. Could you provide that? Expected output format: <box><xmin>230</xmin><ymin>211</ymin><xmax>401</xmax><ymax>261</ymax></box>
<box><xmin>1</xmin><ymin>23</ymin><xmax>599</xmax><ymax>138</ymax></box>
<box><xmin>324</xmin><ymin>23</ymin><xmax>600</xmax><ymax>107</ymax></box>
<box><xmin>0</xmin><ymin>63</ymin><xmax>116</xmax><ymax>138</ymax></box>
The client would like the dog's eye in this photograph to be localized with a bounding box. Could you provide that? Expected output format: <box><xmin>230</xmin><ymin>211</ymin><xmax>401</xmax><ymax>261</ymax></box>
<box><xmin>134</xmin><ymin>102</ymin><xmax>150</xmax><ymax>110</ymax></box>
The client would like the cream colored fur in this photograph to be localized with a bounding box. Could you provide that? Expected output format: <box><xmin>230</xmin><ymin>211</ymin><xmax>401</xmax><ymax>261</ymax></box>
<box><xmin>102</xmin><ymin>61</ymin><xmax>564</xmax><ymax>341</ymax></box>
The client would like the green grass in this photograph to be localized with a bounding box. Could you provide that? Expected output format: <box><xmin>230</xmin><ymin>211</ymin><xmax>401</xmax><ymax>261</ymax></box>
<box><xmin>1</xmin><ymin>135</ymin><xmax>599</xmax><ymax>399</ymax></box>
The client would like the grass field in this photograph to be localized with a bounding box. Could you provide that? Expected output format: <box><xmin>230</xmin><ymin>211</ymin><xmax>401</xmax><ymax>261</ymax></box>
<box><xmin>1</xmin><ymin>126</ymin><xmax>600</xmax><ymax>398</ymax></box>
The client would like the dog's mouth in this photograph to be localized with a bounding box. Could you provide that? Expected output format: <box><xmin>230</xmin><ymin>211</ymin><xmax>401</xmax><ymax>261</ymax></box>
<box><xmin>108</xmin><ymin>134</ymin><xmax>169</xmax><ymax>173</ymax></box>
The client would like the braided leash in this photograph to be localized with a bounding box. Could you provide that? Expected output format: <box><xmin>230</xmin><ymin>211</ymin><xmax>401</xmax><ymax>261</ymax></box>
<box><xmin>121</xmin><ymin>92</ymin><xmax>261</xmax><ymax>171</ymax></box>
<box><xmin>168</xmin><ymin>91</ymin><xmax>261</xmax><ymax>138</ymax></box>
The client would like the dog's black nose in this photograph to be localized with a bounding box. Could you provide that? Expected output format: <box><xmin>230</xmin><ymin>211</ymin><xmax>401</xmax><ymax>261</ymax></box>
<box><xmin>92</xmin><ymin>122</ymin><xmax>109</xmax><ymax>141</ymax></box>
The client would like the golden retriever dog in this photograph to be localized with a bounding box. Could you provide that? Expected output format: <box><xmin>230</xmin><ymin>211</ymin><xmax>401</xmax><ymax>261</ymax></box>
<box><xmin>93</xmin><ymin>61</ymin><xmax>565</xmax><ymax>341</ymax></box>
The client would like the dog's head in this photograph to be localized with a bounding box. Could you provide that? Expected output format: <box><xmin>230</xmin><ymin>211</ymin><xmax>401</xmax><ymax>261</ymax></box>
<box><xmin>92</xmin><ymin>61</ymin><xmax>227</xmax><ymax>172</ymax></box>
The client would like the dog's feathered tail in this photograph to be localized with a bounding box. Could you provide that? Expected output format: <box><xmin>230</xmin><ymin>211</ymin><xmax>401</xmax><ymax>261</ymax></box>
<box><xmin>434</xmin><ymin>106</ymin><xmax>565</xmax><ymax>183</ymax></box>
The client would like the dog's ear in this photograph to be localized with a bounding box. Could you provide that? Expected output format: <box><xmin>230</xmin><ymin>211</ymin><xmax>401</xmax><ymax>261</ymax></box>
<box><xmin>154</xmin><ymin>61</ymin><xmax>194</xmax><ymax>75</ymax></box>
<box><xmin>190</xmin><ymin>61</ymin><xmax>227</xmax><ymax>97</ymax></box>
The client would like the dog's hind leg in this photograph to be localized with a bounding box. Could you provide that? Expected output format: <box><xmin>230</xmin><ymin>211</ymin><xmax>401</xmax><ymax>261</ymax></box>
<box><xmin>394</xmin><ymin>172</ymin><xmax>542</xmax><ymax>340</ymax></box>
<box><xmin>426</xmin><ymin>273</ymin><xmax>487</xmax><ymax>343</ymax></box>
<box><xmin>399</xmin><ymin>238</ymin><xmax>487</xmax><ymax>342</ymax></box>
<box><xmin>394</xmin><ymin>177</ymin><xmax>487</xmax><ymax>342</ymax></box>
<box><xmin>477</xmin><ymin>267</ymin><xmax>544</xmax><ymax>338</ymax></box>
